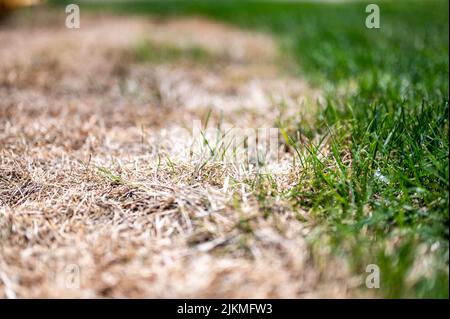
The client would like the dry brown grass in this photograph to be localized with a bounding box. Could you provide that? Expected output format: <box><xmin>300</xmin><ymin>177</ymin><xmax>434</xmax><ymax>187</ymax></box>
<box><xmin>0</xmin><ymin>8</ymin><xmax>362</xmax><ymax>298</ymax></box>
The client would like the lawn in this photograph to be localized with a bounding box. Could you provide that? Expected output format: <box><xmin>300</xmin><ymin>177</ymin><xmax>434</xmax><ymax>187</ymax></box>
<box><xmin>42</xmin><ymin>0</ymin><xmax>449</xmax><ymax>298</ymax></box>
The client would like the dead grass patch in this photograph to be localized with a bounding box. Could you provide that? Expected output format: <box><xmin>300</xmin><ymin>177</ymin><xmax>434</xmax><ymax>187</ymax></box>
<box><xmin>0</xmin><ymin>9</ymin><xmax>359</xmax><ymax>298</ymax></box>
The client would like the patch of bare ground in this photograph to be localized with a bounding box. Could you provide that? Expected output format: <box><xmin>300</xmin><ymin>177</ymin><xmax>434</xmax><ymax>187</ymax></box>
<box><xmin>0</xmin><ymin>8</ymin><xmax>361</xmax><ymax>298</ymax></box>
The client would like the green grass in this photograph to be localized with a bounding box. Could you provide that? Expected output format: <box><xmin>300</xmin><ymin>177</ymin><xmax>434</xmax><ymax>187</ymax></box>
<box><xmin>51</xmin><ymin>0</ymin><xmax>449</xmax><ymax>298</ymax></box>
<box><xmin>133</xmin><ymin>40</ymin><xmax>212</xmax><ymax>64</ymax></box>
